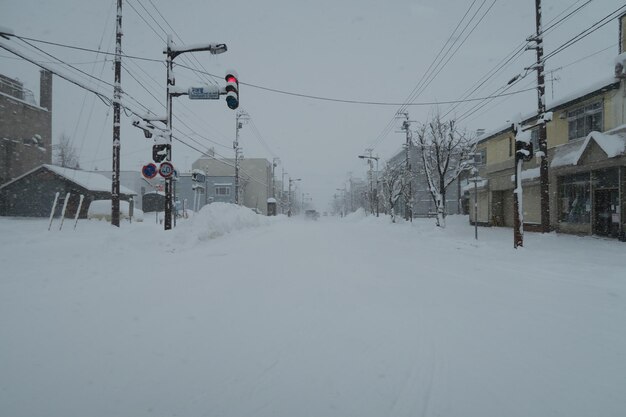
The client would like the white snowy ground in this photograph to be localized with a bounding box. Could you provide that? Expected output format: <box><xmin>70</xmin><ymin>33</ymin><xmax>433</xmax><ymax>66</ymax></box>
<box><xmin>1</xmin><ymin>204</ymin><xmax>625</xmax><ymax>417</ymax></box>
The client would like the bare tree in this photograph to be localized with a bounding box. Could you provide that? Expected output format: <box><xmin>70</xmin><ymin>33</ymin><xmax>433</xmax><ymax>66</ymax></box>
<box><xmin>415</xmin><ymin>115</ymin><xmax>474</xmax><ymax>228</ymax></box>
<box><xmin>380</xmin><ymin>161</ymin><xmax>406</xmax><ymax>223</ymax></box>
<box><xmin>53</xmin><ymin>133</ymin><xmax>80</xmax><ymax>169</ymax></box>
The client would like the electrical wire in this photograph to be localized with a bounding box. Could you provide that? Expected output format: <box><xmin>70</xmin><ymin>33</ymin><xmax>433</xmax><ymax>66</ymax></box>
<box><xmin>543</xmin><ymin>4</ymin><xmax>626</xmax><ymax>62</ymax></box>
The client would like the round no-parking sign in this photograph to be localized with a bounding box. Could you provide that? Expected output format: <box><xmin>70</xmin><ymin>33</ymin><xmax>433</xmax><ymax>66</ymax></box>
<box><xmin>159</xmin><ymin>162</ymin><xmax>174</xmax><ymax>178</ymax></box>
<box><xmin>142</xmin><ymin>163</ymin><xmax>157</xmax><ymax>179</ymax></box>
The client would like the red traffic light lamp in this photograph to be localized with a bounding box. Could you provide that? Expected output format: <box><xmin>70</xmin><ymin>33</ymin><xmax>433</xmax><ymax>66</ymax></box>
<box><xmin>225</xmin><ymin>70</ymin><xmax>239</xmax><ymax>110</ymax></box>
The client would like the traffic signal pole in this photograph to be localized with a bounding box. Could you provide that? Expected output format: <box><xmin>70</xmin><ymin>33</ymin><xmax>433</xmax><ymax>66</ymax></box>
<box><xmin>164</xmin><ymin>35</ymin><xmax>174</xmax><ymax>230</ymax></box>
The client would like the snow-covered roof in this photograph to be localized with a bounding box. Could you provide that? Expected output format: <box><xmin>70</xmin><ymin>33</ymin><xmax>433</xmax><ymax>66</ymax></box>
<box><xmin>461</xmin><ymin>179</ymin><xmax>488</xmax><ymax>192</ymax></box>
<box><xmin>477</xmin><ymin>77</ymin><xmax>621</xmax><ymax>144</ymax></box>
<box><xmin>510</xmin><ymin>167</ymin><xmax>540</xmax><ymax>183</ymax></box>
<box><xmin>44</xmin><ymin>165</ymin><xmax>136</xmax><ymax>194</ymax></box>
<box><xmin>267</xmin><ymin>197</ymin><xmax>277</xmax><ymax>203</ymax></box>
<box><xmin>551</xmin><ymin>130</ymin><xmax>626</xmax><ymax>168</ymax></box>
<box><xmin>547</xmin><ymin>75</ymin><xmax>620</xmax><ymax>110</ymax></box>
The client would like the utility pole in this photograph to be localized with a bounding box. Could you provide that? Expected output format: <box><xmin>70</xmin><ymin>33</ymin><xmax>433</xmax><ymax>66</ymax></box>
<box><xmin>111</xmin><ymin>0</ymin><xmax>122</xmax><ymax>227</ymax></box>
<box><xmin>399</xmin><ymin>112</ymin><xmax>413</xmax><ymax>222</ymax></box>
<box><xmin>530</xmin><ymin>0</ymin><xmax>550</xmax><ymax>233</ymax></box>
<box><xmin>234</xmin><ymin>110</ymin><xmax>248</xmax><ymax>205</ymax></box>
<box><xmin>272</xmin><ymin>157</ymin><xmax>280</xmax><ymax>199</ymax></box>
<box><xmin>287</xmin><ymin>177</ymin><xmax>301</xmax><ymax>217</ymax></box>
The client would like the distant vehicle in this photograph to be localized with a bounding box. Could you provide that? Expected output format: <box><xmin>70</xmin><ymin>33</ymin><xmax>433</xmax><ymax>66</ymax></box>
<box><xmin>305</xmin><ymin>209</ymin><xmax>319</xmax><ymax>220</ymax></box>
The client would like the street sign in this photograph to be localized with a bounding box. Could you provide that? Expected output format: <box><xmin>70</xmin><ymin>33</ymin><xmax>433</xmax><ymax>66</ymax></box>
<box><xmin>191</xmin><ymin>171</ymin><xmax>206</xmax><ymax>183</ymax></box>
<box><xmin>142</xmin><ymin>163</ymin><xmax>157</xmax><ymax>179</ymax></box>
<box><xmin>188</xmin><ymin>85</ymin><xmax>220</xmax><ymax>100</ymax></box>
<box><xmin>159</xmin><ymin>162</ymin><xmax>175</xmax><ymax>178</ymax></box>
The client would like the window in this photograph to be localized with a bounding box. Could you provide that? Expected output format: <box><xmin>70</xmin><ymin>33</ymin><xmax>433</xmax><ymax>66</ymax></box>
<box><xmin>559</xmin><ymin>173</ymin><xmax>590</xmax><ymax>223</ymax></box>
<box><xmin>530</xmin><ymin>128</ymin><xmax>539</xmax><ymax>154</ymax></box>
<box><xmin>476</xmin><ymin>148</ymin><xmax>486</xmax><ymax>166</ymax></box>
<box><xmin>508</xmin><ymin>137</ymin><xmax>513</xmax><ymax>158</ymax></box>
<box><xmin>215</xmin><ymin>186</ymin><xmax>230</xmax><ymax>196</ymax></box>
<box><xmin>567</xmin><ymin>101</ymin><xmax>602</xmax><ymax>141</ymax></box>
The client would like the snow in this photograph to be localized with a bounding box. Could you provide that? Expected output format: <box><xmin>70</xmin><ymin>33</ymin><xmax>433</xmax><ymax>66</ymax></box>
<box><xmin>461</xmin><ymin>178</ymin><xmax>487</xmax><ymax>192</ymax></box>
<box><xmin>547</xmin><ymin>75</ymin><xmax>619</xmax><ymax>110</ymax></box>
<box><xmin>87</xmin><ymin>199</ymin><xmax>144</xmax><ymax>222</ymax></box>
<box><xmin>1</xmin><ymin>207</ymin><xmax>625</xmax><ymax>417</ymax></box>
<box><xmin>551</xmin><ymin>131</ymin><xmax>626</xmax><ymax>168</ymax></box>
<box><xmin>44</xmin><ymin>164</ymin><xmax>136</xmax><ymax>195</ymax></box>
<box><xmin>509</xmin><ymin>167</ymin><xmax>540</xmax><ymax>182</ymax></box>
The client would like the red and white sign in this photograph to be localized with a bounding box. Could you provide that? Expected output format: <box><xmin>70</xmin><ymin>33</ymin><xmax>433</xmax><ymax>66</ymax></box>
<box><xmin>142</xmin><ymin>163</ymin><xmax>157</xmax><ymax>179</ymax></box>
<box><xmin>158</xmin><ymin>161</ymin><xmax>175</xmax><ymax>178</ymax></box>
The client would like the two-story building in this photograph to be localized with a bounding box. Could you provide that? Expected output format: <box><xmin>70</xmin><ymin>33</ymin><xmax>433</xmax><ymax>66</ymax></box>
<box><xmin>192</xmin><ymin>156</ymin><xmax>272</xmax><ymax>215</ymax></box>
<box><xmin>468</xmin><ymin>13</ymin><xmax>626</xmax><ymax>239</ymax></box>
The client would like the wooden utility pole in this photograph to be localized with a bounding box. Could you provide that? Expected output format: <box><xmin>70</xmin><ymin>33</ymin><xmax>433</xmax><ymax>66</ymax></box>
<box><xmin>532</xmin><ymin>0</ymin><xmax>550</xmax><ymax>233</ymax></box>
<box><xmin>111</xmin><ymin>0</ymin><xmax>122</xmax><ymax>227</ymax></box>
<box><xmin>399</xmin><ymin>112</ymin><xmax>412</xmax><ymax>221</ymax></box>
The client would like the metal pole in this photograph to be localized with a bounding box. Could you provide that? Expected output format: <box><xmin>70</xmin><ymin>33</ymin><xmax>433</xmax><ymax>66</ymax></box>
<box><xmin>234</xmin><ymin>112</ymin><xmax>240</xmax><ymax>204</ymax></box>
<box><xmin>534</xmin><ymin>0</ymin><xmax>550</xmax><ymax>233</ymax></box>
<box><xmin>287</xmin><ymin>179</ymin><xmax>292</xmax><ymax>217</ymax></box>
<box><xmin>513</xmin><ymin>158</ymin><xmax>524</xmax><ymax>248</ymax></box>
<box><xmin>474</xmin><ymin>178</ymin><xmax>478</xmax><ymax>240</ymax></box>
<box><xmin>111</xmin><ymin>0</ymin><xmax>122</xmax><ymax>227</ymax></box>
<box><xmin>164</xmin><ymin>34</ymin><xmax>174</xmax><ymax>230</ymax></box>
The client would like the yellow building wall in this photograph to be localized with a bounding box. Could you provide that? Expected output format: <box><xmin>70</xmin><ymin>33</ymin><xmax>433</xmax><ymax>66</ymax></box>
<box><xmin>482</xmin><ymin>132</ymin><xmax>514</xmax><ymax>165</ymax></box>
<box><xmin>547</xmin><ymin>89</ymin><xmax>623</xmax><ymax>148</ymax></box>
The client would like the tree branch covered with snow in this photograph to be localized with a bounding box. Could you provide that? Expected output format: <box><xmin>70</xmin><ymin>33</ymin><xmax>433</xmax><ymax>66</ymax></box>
<box><xmin>415</xmin><ymin>115</ymin><xmax>475</xmax><ymax>227</ymax></box>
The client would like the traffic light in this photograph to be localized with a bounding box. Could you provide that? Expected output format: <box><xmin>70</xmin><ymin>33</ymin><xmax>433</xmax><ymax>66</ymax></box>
<box><xmin>515</xmin><ymin>138</ymin><xmax>533</xmax><ymax>162</ymax></box>
<box><xmin>152</xmin><ymin>144</ymin><xmax>169</xmax><ymax>163</ymax></box>
<box><xmin>225</xmin><ymin>70</ymin><xmax>239</xmax><ymax>110</ymax></box>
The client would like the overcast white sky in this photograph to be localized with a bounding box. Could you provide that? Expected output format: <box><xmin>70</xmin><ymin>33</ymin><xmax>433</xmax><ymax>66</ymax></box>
<box><xmin>0</xmin><ymin>0</ymin><xmax>621</xmax><ymax>208</ymax></box>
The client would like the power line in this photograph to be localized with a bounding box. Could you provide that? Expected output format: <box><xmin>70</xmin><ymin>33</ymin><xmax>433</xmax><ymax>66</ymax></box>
<box><xmin>543</xmin><ymin>4</ymin><xmax>626</xmax><ymax>62</ymax></box>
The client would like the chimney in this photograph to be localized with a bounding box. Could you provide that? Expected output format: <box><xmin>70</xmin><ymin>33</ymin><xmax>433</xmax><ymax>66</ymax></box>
<box><xmin>39</xmin><ymin>69</ymin><xmax>52</xmax><ymax>111</ymax></box>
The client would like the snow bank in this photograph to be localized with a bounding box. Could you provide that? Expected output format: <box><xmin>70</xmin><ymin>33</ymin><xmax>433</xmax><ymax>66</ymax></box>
<box><xmin>180</xmin><ymin>202</ymin><xmax>272</xmax><ymax>242</ymax></box>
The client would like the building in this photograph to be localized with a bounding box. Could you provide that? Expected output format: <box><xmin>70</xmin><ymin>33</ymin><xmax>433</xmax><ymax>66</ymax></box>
<box><xmin>386</xmin><ymin>143</ymin><xmax>463</xmax><ymax>218</ymax></box>
<box><xmin>192</xmin><ymin>156</ymin><xmax>272</xmax><ymax>214</ymax></box>
<box><xmin>0</xmin><ymin>70</ymin><xmax>53</xmax><ymax>185</ymax></box>
<box><xmin>468</xmin><ymin>13</ymin><xmax>626</xmax><ymax>239</ymax></box>
<box><xmin>0</xmin><ymin>164</ymin><xmax>135</xmax><ymax>218</ymax></box>
<box><xmin>95</xmin><ymin>170</ymin><xmax>163</xmax><ymax>211</ymax></box>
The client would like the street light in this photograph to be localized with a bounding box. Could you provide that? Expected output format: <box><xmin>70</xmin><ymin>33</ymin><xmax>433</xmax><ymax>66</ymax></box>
<box><xmin>288</xmin><ymin>178</ymin><xmax>301</xmax><ymax>217</ymax></box>
<box><xmin>358</xmin><ymin>154</ymin><xmax>380</xmax><ymax>217</ymax></box>
<box><xmin>163</xmin><ymin>35</ymin><xmax>227</xmax><ymax>230</ymax></box>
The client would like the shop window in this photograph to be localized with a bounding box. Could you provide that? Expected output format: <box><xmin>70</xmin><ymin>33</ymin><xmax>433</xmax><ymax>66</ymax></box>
<box><xmin>559</xmin><ymin>173</ymin><xmax>590</xmax><ymax>223</ymax></box>
<box><xmin>567</xmin><ymin>101</ymin><xmax>603</xmax><ymax>141</ymax></box>
<box><xmin>592</xmin><ymin>168</ymin><xmax>619</xmax><ymax>189</ymax></box>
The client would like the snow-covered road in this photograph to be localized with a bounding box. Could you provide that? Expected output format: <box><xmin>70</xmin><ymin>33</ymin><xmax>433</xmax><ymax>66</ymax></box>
<box><xmin>1</xmin><ymin>208</ymin><xmax>625</xmax><ymax>417</ymax></box>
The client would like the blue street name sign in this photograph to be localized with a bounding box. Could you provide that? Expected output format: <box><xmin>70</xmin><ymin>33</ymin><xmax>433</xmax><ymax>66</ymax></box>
<box><xmin>188</xmin><ymin>85</ymin><xmax>220</xmax><ymax>100</ymax></box>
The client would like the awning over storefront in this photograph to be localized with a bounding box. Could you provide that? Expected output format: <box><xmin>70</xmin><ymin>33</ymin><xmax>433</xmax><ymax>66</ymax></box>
<box><xmin>551</xmin><ymin>128</ymin><xmax>626</xmax><ymax>168</ymax></box>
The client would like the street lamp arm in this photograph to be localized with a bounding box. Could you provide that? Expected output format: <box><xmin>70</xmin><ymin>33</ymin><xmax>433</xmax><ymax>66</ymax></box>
<box><xmin>166</xmin><ymin>42</ymin><xmax>227</xmax><ymax>58</ymax></box>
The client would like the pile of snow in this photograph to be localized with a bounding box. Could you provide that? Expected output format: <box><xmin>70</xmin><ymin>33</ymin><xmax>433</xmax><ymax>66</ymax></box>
<box><xmin>180</xmin><ymin>202</ymin><xmax>272</xmax><ymax>241</ymax></box>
